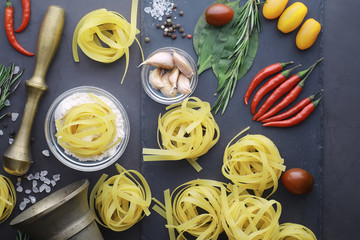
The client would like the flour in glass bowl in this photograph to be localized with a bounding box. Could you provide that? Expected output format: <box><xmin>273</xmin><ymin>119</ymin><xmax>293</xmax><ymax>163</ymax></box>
<box><xmin>54</xmin><ymin>92</ymin><xmax>124</xmax><ymax>161</ymax></box>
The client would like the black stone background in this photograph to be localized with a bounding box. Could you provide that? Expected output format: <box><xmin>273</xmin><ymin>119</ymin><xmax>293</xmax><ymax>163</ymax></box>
<box><xmin>0</xmin><ymin>0</ymin><xmax>357</xmax><ymax>239</ymax></box>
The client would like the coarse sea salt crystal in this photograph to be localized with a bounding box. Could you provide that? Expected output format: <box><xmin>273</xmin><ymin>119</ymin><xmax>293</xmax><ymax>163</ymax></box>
<box><xmin>16</xmin><ymin>186</ymin><xmax>23</xmax><ymax>192</ymax></box>
<box><xmin>19</xmin><ymin>201</ymin><xmax>27</xmax><ymax>211</ymax></box>
<box><xmin>4</xmin><ymin>99</ymin><xmax>10</xmax><ymax>106</ymax></box>
<box><xmin>23</xmin><ymin>198</ymin><xmax>30</xmax><ymax>204</ymax></box>
<box><xmin>25</xmin><ymin>189</ymin><xmax>31</xmax><ymax>194</ymax></box>
<box><xmin>14</xmin><ymin>66</ymin><xmax>20</xmax><ymax>74</ymax></box>
<box><xmin>34</xmin><ymin>172</ymin><xmax>40</xmax><ymax>179</ymax></box>
<box><xmin>11</xmin><ymin>112</ymin><xmax>19</xmax><ymax>121</ymax></box>
<box><xmin>0</xmin><ymin>130</ymin><xmax>3</xmax><ymax>136</ymax></box>
<box><xmin>39</xmin><ymin>184</ymin><xmax>47</xmax><ymax>193</ymax></box>
<box><xmin>40</xmin><ymin>170</ymin><xmax>48</xmax><ymax>177</ymax></box>
<box><xmin>53</xmin><ymin>174</ymin><xmax>60</xmax><ymax>181</ymax></box>
<box><xmin>27</xmin><ymin>174</ymin><xmax>34</xmax><ymax>180</ymax></box>
<box><xmin>33</xmin><ymin>180</ymin><xmax>38</xmax><ymax>187</ymax></box>
<box><xmin>50</xmin><ymin>180</ymin><xmax>56</xmax><ymax>187</ymax></box>
<box><xmin>42</xmin><ymin>150</ymin><xmax>50</xmax><ymax>157</ymax></box>
<box><xmin>44</xmin><ymin>178</ymin><xmax>51</xmax><ymax>185</ymax></box>
<box><xmin>45</xmin><ymin>186</ymin><xmax>51</xmax><ymax>193</ymax></box>
<box><xmin>9</xmin><ymin>138</ymin><xmax>14</xmax><ymax>145</ymax></box>
<box><xmin>32</xmin><ymin>186</ymin><xmax>39</xmax><ymax>193</ymax></box>
<box><xmin>29</xmin><ymin>195</ymin><xmax>36</xmax><ymax>204</ymax></box>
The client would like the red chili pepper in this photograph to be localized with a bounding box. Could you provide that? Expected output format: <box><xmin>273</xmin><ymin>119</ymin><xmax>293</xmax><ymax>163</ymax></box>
<box><xmin>263</xmin><ymin>96</ymin><xmax>322</xmax><ymax>127</ymax></box>
<box><xmin>15</xmin><ymin>0</ymin><xmax>31</xmax><ymax>33</ymax></box>
<box><xmin>261</xmin><ymin>90</ymin><xmax>323</xmax><ymax>123</ymax></box>
<box><xmin>250</xmin><ymin>65</ymin><xmax>300</xmax><ymax>115</ymax></box>
<box><xmin>244</xmin><ymin>61</ymin><xmax>293</xmax><ymax>105</ymax></box>
<box><xmin>5</xmin><ymin>0</ymin><xmax>34</xmax><ymax>56</ymax></box>
<box><xmin>253</xmin><ymin>58</ymin><xmax>323</xmax><ymax>120</ymax></box>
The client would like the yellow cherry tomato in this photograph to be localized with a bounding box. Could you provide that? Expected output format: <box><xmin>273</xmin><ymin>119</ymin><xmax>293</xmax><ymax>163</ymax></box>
<box><xmin>263</xmin><ymin>0</ymin><xmax>289</xmax><ymax>20</ymax></box>
<box><xmin>278</xmin><ymin>2</ymin><xmax>308</xmax><ymax>33</ymax></box>
<box><xmin>296</xmin><ymin>18</ymin><xmax>321</xmax><ymax>50</ymax></box>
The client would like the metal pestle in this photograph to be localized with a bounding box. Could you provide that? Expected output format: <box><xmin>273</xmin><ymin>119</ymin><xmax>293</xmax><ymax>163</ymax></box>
<box><xmin>3</xmin><ymin>5</ymin><xmax>65</xmax><ymax>176</ymax></box>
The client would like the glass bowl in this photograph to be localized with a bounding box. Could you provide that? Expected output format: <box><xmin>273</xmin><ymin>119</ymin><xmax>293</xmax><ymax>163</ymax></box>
<box><xmin>141</xmin><ymin>47</ymin><xmax>198</xmax><ymax>105</ymax></box>
<box><xmin>44</xmin><ymin>86</ymin><xmax>130</xmax><ymax>172</ymax></box>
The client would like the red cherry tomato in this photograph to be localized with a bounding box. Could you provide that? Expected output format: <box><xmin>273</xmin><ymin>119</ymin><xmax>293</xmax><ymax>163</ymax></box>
<box><xmin>205</xmin><ymin>3</ymin><xmax>234</xmax><ymax>27</ymax></box>
<box><xmin>282</xmin><ymin>168</ymin><xmax>314</xmax><ymax>195</ymax></box>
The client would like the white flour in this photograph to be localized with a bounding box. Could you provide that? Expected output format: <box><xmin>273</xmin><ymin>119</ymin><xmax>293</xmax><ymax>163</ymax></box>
<box><xmin>54</xmin><ymin>93</ymin><xmax>124</xmax><ymax>161</ymax></box>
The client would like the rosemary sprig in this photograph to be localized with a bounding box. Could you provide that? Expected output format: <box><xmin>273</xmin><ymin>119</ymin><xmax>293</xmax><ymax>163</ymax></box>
<box><xmin>212</xmin><ymin>0</ymin><xmax>261</xmax><ymax>114</ymax></box>
<box><xmin>0</xmin><ymin>63</ymin><xmax>23</xmax><ymax>120</ymax></box>
<box><xmin>16</xmin><ymin>230</ymin><xmax>30</xmax><ymax>240</ymax></box>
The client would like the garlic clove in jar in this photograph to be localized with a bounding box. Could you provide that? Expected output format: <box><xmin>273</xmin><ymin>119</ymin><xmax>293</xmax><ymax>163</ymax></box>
<box><xmin>139</xmin><ymin>52</ymin><xmax>174</xmax><ymax>70</ymax></box>
<box><xmin>173</xmin><ymin>50</ymin><xmax>194</xmax><ymax>78</ymax></box>
<box><xmin>177</xmin><ymin>73</ymin><xmax>192</xmax><ymax>95</ymax></box>
<box><xmin>160</xmin><ymin>73</ymin><xmax>178</xmax><ymax>98</ymax></box>
<box><xmin>149</xmin><ymin>68</ymin><xmax>164</xmax><ymax>90</ymax></box>
<box><xmin>168</xmin><ymin>67</ymin><xmax>179</xmax><ymax>89</ymax></box>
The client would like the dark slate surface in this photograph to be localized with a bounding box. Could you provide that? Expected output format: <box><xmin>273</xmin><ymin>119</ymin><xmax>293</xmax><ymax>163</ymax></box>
<box><xmin>0</xmin><ymin>0</ymin><xmax>358</xmax><ymax>239</ymax></box>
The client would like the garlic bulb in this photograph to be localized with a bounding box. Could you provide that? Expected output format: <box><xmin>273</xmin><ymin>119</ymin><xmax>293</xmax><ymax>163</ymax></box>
<box><xmin>139</xmin><ymin>52</ymin><xmax>174</xmax><ymax>70</ymax></box>
<box><xmin>177</xmin><ymin>73</ymin><xmax>192</xmax><ymax>95</ymax></box>
<box><xmin>173</xmin><ymin>50</ymin><xmax>194</xmax><ymax>78</ymax></box>
<box><xmin>149</xmin><ymin>68</ymin><xmax>163</xmax><ymax>90</ymax></box>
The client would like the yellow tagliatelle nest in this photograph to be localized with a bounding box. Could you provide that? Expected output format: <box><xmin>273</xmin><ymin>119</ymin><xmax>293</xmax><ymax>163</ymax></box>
<box><xmin>56</xmin><ymin>94</ymin><xmax>120</xmax><ymax>159</ymax></box>
<box><xmin>0</xmin><ymin>174</ymin><xmax>16</xmax><ymax>223</ymax></box>
<box><xmin>143</xmin><ymin>97</ymin><xmax>220</xmax><ymax>171</ymax></box>
<box><xmin>222</xmin><ymin>127</ymin><xmax>285</xmax><ymax>197</ymax></box>
<box><xmin>90</xmin><ymin>164</ymin><xmax>151</xmax><ymax>232</ymax></box>
<box><xmin>221</xmin><ymin>188</ymin><xmax>282</xmax><ymax>240</ymax></box>
<box><xmin>279</xmin><ymin>223</ymin><xmax>317</xmax><ymax>240</ymax></box>
<box><xmin>72</xmin><ymin>0</ymin><xmax>144</xmax><ymax>83</ymax></box>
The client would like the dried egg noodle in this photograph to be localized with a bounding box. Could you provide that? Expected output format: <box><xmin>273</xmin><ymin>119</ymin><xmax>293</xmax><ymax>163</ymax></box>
<box><xmin>90</xmin><ymin>164</ymin><xmax>151</xmax><ymax>231</ymax></box>
<box><xmin>221</xmin><ymin>187</ymin><xmax>282</xmax><ymax>240</ymax></box>
<box><xmin>143</xmin><ymin>97</ymin><xmax>220</xmax><ymax>171</ymax></box>
<box><xmin>154</xmin><ymin>179</ymin><xmax>230</xmax><ymax>240</ymax></box>
<box><xmin>56</xmin><ymin>94</ymin><xmax>120</xmax><ymax>159</ymax></box>
<box><xmin>278</xmin><ymin>223</ymin><xmax>317</xmax><ymax>240</ymax></box>
<box><xmin>72</xmin><ymin>0</ymin><xmax>144</xmax><ymax>83</ymax></box>
<box><xmin>222</xmin><ymin>127</ymin><xmax>285</xmax><ymax>198</ymax></box>
<box><xmin>0</xmin><ymin>175</ymin><xmax>16</xmax><ymax>223</ymax></box>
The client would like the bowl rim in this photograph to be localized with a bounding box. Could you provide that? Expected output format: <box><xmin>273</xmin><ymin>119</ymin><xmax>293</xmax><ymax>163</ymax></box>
<box><xmin>44</xmin><ymin>86</ymin><xmax>130</xmax><ymax>172</ymax></box>
<box><xmin>141</xmin><ymin>47</ymin><xmax>198</xmax><ymax>105</ymax></box>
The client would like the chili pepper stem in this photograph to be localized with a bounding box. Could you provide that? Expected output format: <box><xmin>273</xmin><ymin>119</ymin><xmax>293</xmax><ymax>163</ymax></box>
<box><xmin>282</xmin><ymin>64</ymin><xmax>302</xmax><ymax>78</ymax></box>
<box><xmin>280</xmin><ymin>61</ymin><xmax>294</xmax><ymax>68</ymax></box>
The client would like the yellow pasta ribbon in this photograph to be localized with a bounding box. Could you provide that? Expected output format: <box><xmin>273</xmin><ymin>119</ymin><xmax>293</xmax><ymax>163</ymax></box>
<box><xmin>72</xmin><ymin>0</ymin><xmax>144</xmax><ymax>83</ymax></box>
<box><xmin>143</xmin><ymin>97</ymin><xmax>220</xmax><ymax>172</ymax></box>
<box><xmin>56</xmin><ymin>93</ymin><xmax>120</xmax><ymax>159</ymax></box>
<box><xmin>0</xmin><ymin>174</ymin><xmax>16</xmax><ymax>223</ymax></box>
<box><xmin>90</xmin><ymin>163</ymin><xmax>152</xmax><ymax>232</ymax></box>
<box><xmin>222</xmin><ymin>127</ymin><xmax>285</xmax><ymax>198</ymax></box>
<box><xmin>278</xmin><ymin>223</ymin><xmax>317</xmax><ymax>240</ymax></box>
<box><xmin>221</xmin><ymin>187</ymin><xmax>281</xmax><ymax>240</ymax></box>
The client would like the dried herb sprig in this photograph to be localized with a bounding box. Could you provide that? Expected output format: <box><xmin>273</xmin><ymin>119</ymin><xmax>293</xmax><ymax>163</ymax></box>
<box><xmin>0</xmin><ymin>63</ymin><xmax>23</xmax><ymax>120</ymax></box>
<box><xmin>212</xmin><ymin>0</ymin><xmax>261</xmax><ymax>114</ymax></box>
<box><xmin>16</xmin><ymin>230</ymin><xmax>30</xmax><ymax>240</ymax></box>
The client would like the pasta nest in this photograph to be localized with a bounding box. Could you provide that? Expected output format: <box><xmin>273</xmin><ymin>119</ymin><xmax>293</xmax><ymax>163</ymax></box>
<box><xmin>222</xmin><ymin>127</ymin><xmax>285</xmax><ymax>197</ymax></box>
<box><xmin>90</xmin><ymin>164</ymin><xmax>151</xmax><ymax>232</ymax></box>
<box><xmin>278</xmin><ymin>223</ymin><xmax>317</xmax><ymax>240</ymax></box>
<box><xmin>0</xmin><ymin>174</ymin><xmax>16</xmax><ymax>223</ymax></box>
<box><xmin>221</xmin><ymin>189</ymin><xmax>281</xmax><ymax>240</ymax></box>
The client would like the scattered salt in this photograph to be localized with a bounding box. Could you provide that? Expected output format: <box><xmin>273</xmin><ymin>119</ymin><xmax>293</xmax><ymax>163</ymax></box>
<box><xmin>29</xmin><ymin>195</ymin><xmax>36</xmax><ymax>204</ymax></box>
<box><xmin>144</xmin><ymin>0</ymin><xmax>174</xmax><ymax>21</ymax></box>
<box><xmin>16</xmin><ymin>186</ymin><xmax>23</xmax><ymax>192</ymax></box>
<box><xmin>42</xmin><ymin>150</ymin><xmax>50</xmax><ymax>157</ymax></box>
<box><xmin>19</xmin><ymin>201</ymin><xmax>27</xmax><ymax>211</ymax></box>
<box><xmin>27</xmin><ymin>174</ymin><xmax>34</xmax><ymax>180</ymax></box>
<box><xmin>14</xmin><ymin>66</ymin><xmax>20</xmax><ymax>74</ymax></box>
<box><xmin>39</xmin><ymin>184</ymin><xmax>47</xmax><ymax>193</ymax></box>
<box><xmin>50</xmin><ymin>180</ymin><xmax>56</xmax><ymax>187</ymax></box>
<box><xmin>25</xmin><ymin>189</ymin><xmax>31</xmax><ymax>194</ymax></box>
<box><xmin>4</xmin><ymin>99</ymin><xmax>10</xmax><ymax>106</ymax></box>
<box><xmin>45</xmin><ymin>186</ymin><xmax>51</xmax><ymax>193</ymax></box>
<box><xmin>32</xmin><ymin>180</ymin><xmax>38</xmax><ymax>187</ymax></box>
<box><xmin>9</xmin><ymin>138</ymin><xmax>14</xmax><ymax>145</ymax></box>
<box><xmin>40</xmin><ymin>170</ymin><xmax>48</xmax><ymax>176</ymax></box>
<box><xmin>0</xmin><ymin>130</ymin><xmax>3</xmax><ymax>136</ymax></box>
<box><xmin>32</xmin><ymin>186</ymin><xmax>39</xmax><ymax>193</ymax></box>
<box><xmin>23</xmin><ymin>198</ymin><xmax>30</xmax><ymax>204</ymax></box>
<box><xmin>11</xmin><ymin>112</ymin><xmax>19</xmax><ymax>121</ymax></box>
<box><xmin>53</xmin><ymin>174</ymin><xmax>60</xmax><ymax>181</ymax></box>
<box><xmin>34</xmin><ymin>172</ymin><xmax>40</xmax><ymax>179</ymax></box>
